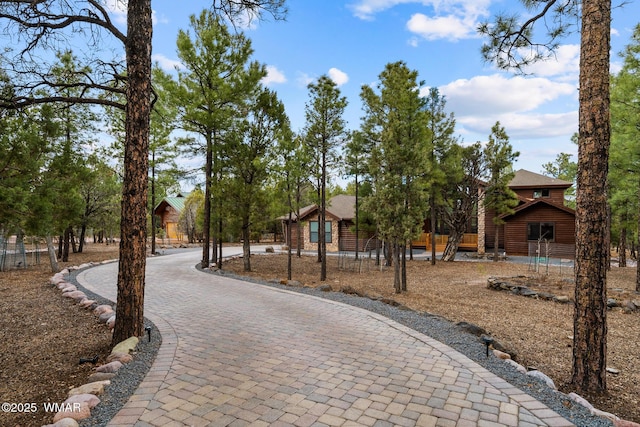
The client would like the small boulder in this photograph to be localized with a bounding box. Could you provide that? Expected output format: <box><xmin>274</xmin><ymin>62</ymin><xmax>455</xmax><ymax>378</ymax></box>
<box><xmin>607</xmin><ymin>298</ymin><xmax>621</xmax><ymax>309</ymax></box>
<box><xmin>52</xmin><ymin>402</ymin><xmax>91</xmax><ymax>422</ymax></box>
<box><xmin>493</xmin><ymin>349</ymin><xmax>511</xmax><ymax>360</ymax></box>
<box><xmin>95</xmin><ymin>361</ymin><xmax>123</xmax><ymax>373</ymax></box>
<box><xmin>526</xmin><ymin>369</ymin><xmax>557</xmax><ymax>390</ymax></box>
<box><xmin>111</xmin><ymin>336</ymin><xmax>139</xmax><ymax>355</ymax></box>
<box><xmin>67</xmin><ymin>380</ymin><xmax>110</xmax><ymax>396</ymax></box>
<box><xmin>106</xmin><ymin>352</ymin><xmax>133</xmax><ymax>364</ymax></box>
<box><xmin>43</xmin><ymin>418</ymin><xmax>80</xmax><ymax>427</ymax></box>
<box><xmin>106</xmin><ymin>315</ymin><xmax>116</xmax><ymax>329</ymax></box>
<box><xmin>554</xmin><ymin>295</ymin><xmax>570</xmax><ymax>303</ymax></box>
<box><xmin>88</xmin><ymin>372</ymin><xmax>116</xmax><ymax>382</ymax></box>
<box><xmin>316</xmin><ymin>284</ymin><xmax>332</xmax><ymax>292</ymax></box>
<box><xmin>94</xmin><ymin>305</ymin><xmax>113</xmax><ymax>315</ymax></box>
<box><xmin>61</xmin><ymin>285</ymin><xmax>77</xmax><ymax>293</ymax></box>
<box><xmin>64</xmin><ymin>291</ymin><xmax>87</xmax><ymax>302</ymax></box>
<box><xmin>265</xmin><ymin>246</ymin><xmax>274</xmax><ymax>253</ymax></box>
<box><xmin>614</xmin><ymin>420</ymin><xmax>640</xmax><ymax>427</ymax></box>
<box><xmin>591</xmin><ymin>407</ymin><xmax>620</xmax><ymax>421</ymax></box>
<box><xmin>98</xmin><ymin>311</ymin><xmax>115</xmax><ymax>323</ymax></box>
<box><xmin>504</xmin><ymin>359</ymin><xmax>527</xmax><ymax>374</ymax></box>
<box><xmin>623</xmin><ymin>300</ymin><xmax>637</xmax><ymax>313</ymax></box>
<box><xmin>64</xmin><ymin>393</ymin><xmax>101</xmax><ymax>409</ymax></box>
<box><xmin>567</xmin><ymin>392</ymin><xmax>594</xmax><ymax>411</ymax></box>
<box><xmin>79</xmin><ymin>299</ymin><xmax>97</xmax><ymax>309</ymax></box>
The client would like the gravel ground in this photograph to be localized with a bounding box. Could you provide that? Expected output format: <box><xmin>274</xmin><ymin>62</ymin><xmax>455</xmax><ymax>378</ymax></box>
<box><xmin>66</xmin><ymin>258</ymin><xmax>611</xmax><ymax>427</ymax></box>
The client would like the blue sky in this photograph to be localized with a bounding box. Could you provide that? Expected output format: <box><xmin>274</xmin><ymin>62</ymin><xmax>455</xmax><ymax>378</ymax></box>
<box><xmin>108</xmin><ymin>0</ymin><xmax>639</xmax><ymax>177</ymax></box>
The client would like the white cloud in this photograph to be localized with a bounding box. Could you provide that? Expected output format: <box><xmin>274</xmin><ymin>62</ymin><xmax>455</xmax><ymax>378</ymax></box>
<box><xmin>406</xmin><ymin>12</ymin><xmax>474</xmax><ymax>41</ymax></box>
<box><xmin>519</xmin><ymin>44</ymin><xmax>580</xmax><ymax>78</ymax></box>
<box><xmin>105</xmin><ymin>0</ymin><xmax>127</xmax><ymax>25</ymax></box>
<box><xmin>438</xmin><ymin>73</ymin><xmax>578</xmax><ymax>146</ymax></box>
<box><xmin>296</xmin><ymin>72</ymin><xmax>315</xmax><ymax>87</ymax></box>
<box><xmin>152</xmin><ymin>10</ymin><xmax>169</xmax><ymax>26</ymax></box>
<box><xmin>152</xmin><ymin>54</ymin><xmax>183</xmax><ymax>71</ymax></box>
<box><xmin>262</xmin><ymin>65</ymin><xmax>287</xmax><ymax>85</ymax></box>
<box><xmin>440</xmin><ymin>74</ymin><xmax>576</xmax><ymax>117</ymax></box>
<box><xmin>459</xmin><ymin>111</ymin><xmax>577</xmax><ymax>140</ymax></box>
<box><xmin>349</xmin><ymin>0</ymin><xmax>490</xmax><ymax>41</ymax></box>
<box><xmin>328</xmin><ymin>68</ymin><xmax>349</xmax><ymax>86</ymax></box>
<box><xmin>349</xmin><ymin>0</ymin><xmax>415</xmax><ymax>20</ymax></box>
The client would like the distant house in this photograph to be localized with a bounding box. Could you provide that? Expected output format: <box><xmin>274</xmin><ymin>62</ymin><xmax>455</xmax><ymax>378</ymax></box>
<box><xmin>281</xmin><ymin>194</ymin><xmax>378</xmax><ymax>253</ymax></box>
<box><xmin>284</xmin><ymin>170</ymin><xmax>575</xmax><ymax>258</ymax></box>
<box><xmin>153</xmin><ymin>194</ymin><xmax>187</xmax><ymax>241</ymax></box>
<box><xmin>484</xmin><ymin>169</ymin><xmax>575</xmax><ymax>257</ymax></box>
<box><xmin>414</xmin><ymin>169</ymin><xmax>575</xmax><ymax>257</ymax></box>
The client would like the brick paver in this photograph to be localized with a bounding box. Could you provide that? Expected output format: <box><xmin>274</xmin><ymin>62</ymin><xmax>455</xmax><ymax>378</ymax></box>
<box><xmin>77</xmin><ymin>248</ymin><xmax>575</xmax><ymax>427</ymax></box>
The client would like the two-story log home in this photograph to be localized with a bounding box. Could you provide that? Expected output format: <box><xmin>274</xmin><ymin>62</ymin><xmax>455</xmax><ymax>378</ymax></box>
<box><xmin>483</xmin><ymin>169</ymin><xmax>575</xmax><ymax>257</ymax></box>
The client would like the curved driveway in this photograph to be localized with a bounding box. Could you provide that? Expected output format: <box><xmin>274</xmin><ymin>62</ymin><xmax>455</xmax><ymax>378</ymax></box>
<box><xmin>77</xmin><ymin>248</ymin><xmax>574</xmax><ymax>427</ymax></box>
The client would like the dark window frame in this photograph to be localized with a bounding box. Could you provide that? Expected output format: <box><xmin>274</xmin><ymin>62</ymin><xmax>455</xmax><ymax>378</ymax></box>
<box><xmin>310</xmin><ymin>220</ymin><xmax>332</xmax><ymax>243</ymax></box>
<box><xmin>527</xmin><ymin>222</ymin><xmax>555</xmax><ymax>241</ymax></box>
<box><xmin>533</xmin><ymin>188</ymin><xmax>550</xmax><ymax>198</ymax></box>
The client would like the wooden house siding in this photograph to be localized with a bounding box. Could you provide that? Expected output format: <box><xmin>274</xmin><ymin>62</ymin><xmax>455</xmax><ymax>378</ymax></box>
<box><xmin>337</xmin><ymin>221</ymin><xmax>379</xmax><ymax>252</ymax></box>
<box><xmin>511</xmin><ymin>187</ymin><xmax>566</xmax><ymax>205</ymax></box>
<box><xmin>503</xmin><ymin>204</ymin><xmax>575</xmax><ymax>256</ymax></box>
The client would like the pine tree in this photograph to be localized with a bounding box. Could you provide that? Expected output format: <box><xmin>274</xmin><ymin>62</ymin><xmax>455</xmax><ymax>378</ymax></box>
<box><xmin>483</xmin><ymin>122</ymin><xmax>519</xmax><ymax>261</ymax></box>
<box><xmin>360</xmin><ymin>61</ymin><xmax>429</xmax><ymax>293</ymax></box>
<box><xmin>304</xmin><ymin>76</ymin><xmax>348</xmax><ymax>282</ymax></box>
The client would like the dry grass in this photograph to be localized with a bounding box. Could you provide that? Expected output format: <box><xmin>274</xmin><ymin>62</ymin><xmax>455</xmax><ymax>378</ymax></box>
<box><xmin>0</xmin><ymin>244</ymin><xmax>117</xmax><ymax>427</ymax></box>
<box><xmin>223</xmin><ymin>251</ymin><xmax>640</xmax><ymax>423</ymax></box>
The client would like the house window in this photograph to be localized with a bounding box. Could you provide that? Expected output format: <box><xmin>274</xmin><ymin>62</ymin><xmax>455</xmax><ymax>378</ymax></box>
<box><xmin>533</xmin><ymin>188</ymin><xmax>550</xmax><ymax>198</ymax></box>
<box><xmin>310</xmin><ymin>221</ymin><xmax>332</xmax><ymax>243</ymax></box>
<box><xmin>527</xmin><ymin>222</ymin><xmax>555</xmax><ymax>241</ymax></box>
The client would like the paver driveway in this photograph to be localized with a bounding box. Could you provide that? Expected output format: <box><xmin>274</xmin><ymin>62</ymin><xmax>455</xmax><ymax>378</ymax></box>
<box><xmin>77</xmin><ymin>248</ymin><xmax>575</xmax><ymax>427</ymax></box>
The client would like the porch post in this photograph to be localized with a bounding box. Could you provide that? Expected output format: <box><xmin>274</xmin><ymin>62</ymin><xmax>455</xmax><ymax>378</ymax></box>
<box><xmin>477</xmin><ymin>188</ymin><xmax>486</xmax><ymax>255</ymax></box>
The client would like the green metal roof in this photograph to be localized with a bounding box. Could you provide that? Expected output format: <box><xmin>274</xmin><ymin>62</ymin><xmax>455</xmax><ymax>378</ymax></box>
<box><xmin>155</xmin><ymin>195</ymin><xmax>186</xmax><ymax>213</ymax></box>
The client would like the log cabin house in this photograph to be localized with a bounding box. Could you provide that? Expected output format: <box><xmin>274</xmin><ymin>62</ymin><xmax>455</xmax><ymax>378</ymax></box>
<box><xmin>281</xmin><ymin>194</ymin><xmax>379</xmax><ymax>253</ymax></box>
<box><xmin>284</xmin><ymin>170</ymin><xmax>575</xmax><ymax>258</ymax></box>
<box><xmin>413</xmin><ymin>169</ymin><xmax>575</xmax><ymax>257</ymax></box>
<box><xmin>484</xmin><ymin>169</ymin><xmax>575</xmax><ymax>257</ymax></box>
<box><xmin>153</xmin><ymin>194</ymin><xmax>187</xmax><ymax>242</ymax></box>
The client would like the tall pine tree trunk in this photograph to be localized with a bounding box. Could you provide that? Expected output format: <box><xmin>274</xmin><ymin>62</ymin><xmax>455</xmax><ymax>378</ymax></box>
<box><xmin>242</xmin><ymin>215</ymin><xmax>251</xmax><ymax>272</ymax></box>
<box><xmin>393</xmin><ymin>240</ymin><xmax>401</xmax><ymax>294</ymax></box>
<box><xmin>201</xmin><ymin>134</ymin><xmax>213</xmax><ymax>268</ymax></box>
<box><xmin>79</xmin><ymin>223</ymin><xmax>86</xmax><ymax>253</ymax></box>
<box><xmin>46</xmin><ymin>235</ymin><xmax>59</xmax><ymax>273</ymax></box>
<box><xmin>401</xmin><ymin>243</ymin><xmax>407</xmax><ymax>292</ymax></box>
<box><xmin>493</xmin><ymin>223</ymin><xmax>500</xmax><ymax>262</ymax></box>
<box><xmin>150</xmin><ymin>152</ymin><xmax>156</xmax><ymax>256</ymax></box>
<box><xmin>113</xmin><ymin>0</ymin><xmax>152</xmax><ymax>346</ymax></box>
<box><xmin>619</xmin><ymin>225</ymin><xmax>627</xmax><ymax>268</ymax></box>
<box><xmin>571</xmin><ymin>0</ymin><xmax>610</xmax><ymax>395</ymax></box>
<box><xmin>430</xmin><ymin>196</ymin><xmax>436</xmax><ymax>265</ymax></box>
<box><xmin>62</xmin><ymin>226</ymin><xmax>71</xmax><ymax>262</ymax></box>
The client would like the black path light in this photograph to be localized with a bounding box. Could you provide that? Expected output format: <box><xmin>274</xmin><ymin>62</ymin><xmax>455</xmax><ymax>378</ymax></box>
<box><xmin>79</xmin><ymin>355</ymin><xmax>99</xmax><ymax>365</ymax></box>
<box><xmin>481</xmin><ymin>335</ymin><xmax>494</xmax><ymax>357</ymax></box>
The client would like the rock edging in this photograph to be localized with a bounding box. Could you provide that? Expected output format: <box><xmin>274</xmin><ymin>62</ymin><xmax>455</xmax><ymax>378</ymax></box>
<box><xmin>42</xmin><ymin>265</ymin><xmax>141</xmax><ymax>427</ymax></box>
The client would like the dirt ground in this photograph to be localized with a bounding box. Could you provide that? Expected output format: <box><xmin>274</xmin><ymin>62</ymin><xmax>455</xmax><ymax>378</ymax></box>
<box><xmin>0</xmin><ymin>245</ymin><xmax>116</xmax><ymax>427</ymax></box>
<box><xmin>1</xmin><ymin>244</ymin><xmax>639</xmax><ymax>426</ymax></box>
<box><xmin>222</xmin><ymin>250</ymin><xmax>640</xmax><ymax>424</ymax></box>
